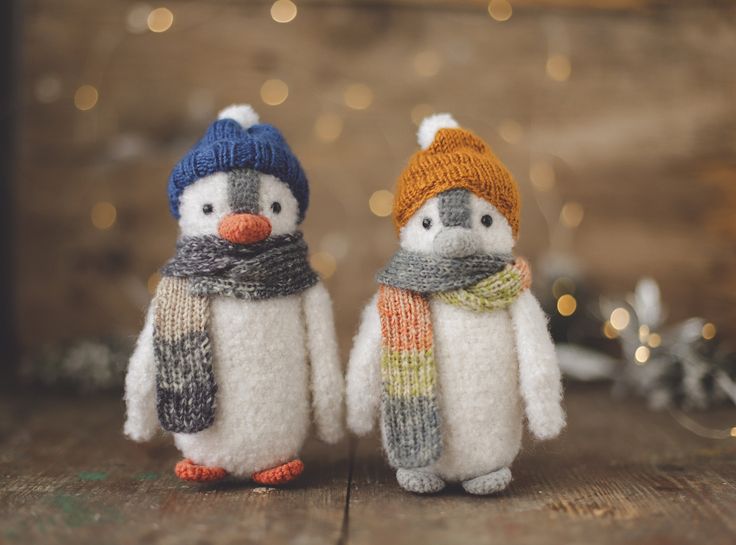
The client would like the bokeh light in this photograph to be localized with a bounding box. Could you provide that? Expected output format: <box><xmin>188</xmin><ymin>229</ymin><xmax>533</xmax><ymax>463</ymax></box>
<box><xmin>560</xmin><ymin>201</ymin><xmax>584</xmax><ymax>228</ymax></box>
<box><xmin>91</xmin><ymin>202</ymin><xmax>117</xmax><ymax>230</ymax></box>
<box><xmin>310</xmin><ymin>251</ymin><xmax>337</xmax><ymax>279</ymax></box>
<box><xmin>610</xmin><ymin>307</ymin><xmax>631</xmax><ymax>330</ymax></box>
<box><xmin>529</xmin><ymin>160</ymin><xmax>556</xmax><ymax>191</ymax></box>
<box><xmin>314</xmin><ymin>113</ymin><xmax>343</xmax><ymax>143</ymax></box>
<box><xmin>74</xmin><ymin>85</ymin><xmax>99</xmax><ymax>111</ymax></box>
<box><xmin>635</xmin><ymin>345</ymin><xmax>650</xmax><ymax>364</ymax></box>
<box><xmin>260</xmin><ymin>79</ymin><xmax>289</xmax><ymax>106</ymax></box>
<box><xmin>344</xmin><ymin>84</ymin><xmax>373</xmax><ymax>110</ymax></box>
<box><xmin>271</xmin><ymin>0</ymin><xmax>297</xmax><ymax>23</ymax></box>
<box><xmin>147</xmin><ymin>7</ymin><xmax>174</xmax><ymax>33</ymax></box>
<box><xmin>546</xmin><ymin>54</ymin><xmax>572</xmax><ymax>81</ymax></box>
<box><xmin>488</xmin><ymin>0</ymin><xmax>512</xmax><ymax>22</ymax></box>
<box><xmin>369</xmin><ymin>190</ymin><xmax>394</xmax><ymax>217</ymax></box>
<box><xmin>557</xmin><ymin>294</ymin><xmax>577</xmax><ymax>317</ymax></box>
<box><xmin>702</xmin><ymin>322</ymin><xmax>717</xmax><ymax>340</ymax></box>
<box><xmin>498</xmin><ymin>119</ymin><xmax>523</xmax><ymax>144</ymax></box>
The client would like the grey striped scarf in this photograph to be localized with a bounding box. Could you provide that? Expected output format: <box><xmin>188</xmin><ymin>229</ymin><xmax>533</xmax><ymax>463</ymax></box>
<box><xmin>153</xmin><ymin>233</ymin><xmax>318</xmax><ymax>433</ymax></box>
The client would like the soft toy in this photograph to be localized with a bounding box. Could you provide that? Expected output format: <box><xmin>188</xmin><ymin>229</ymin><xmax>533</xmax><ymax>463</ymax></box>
<box><xmin>124</xmin><ymin>104</ymin><xmax>344</xmax><ymax>484</ymax></box>
<box><xmin>346</xmin><ymin>114</ymin><xmax>564</xmax><ymax>495</ymax></box>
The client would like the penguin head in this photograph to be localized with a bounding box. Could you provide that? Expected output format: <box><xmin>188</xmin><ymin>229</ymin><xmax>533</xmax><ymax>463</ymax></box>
<box><xmin>398</xmin><ymin>189</ymin><xmax>515</xmax><ymax>258</ymax></box>
<box><xmin>177</xmin><ymin>169</ymin><xmax>300</xmax><ymax>243</ymax></box>
<box><xmin>169</xmin><ymin>104</ymin><xmax>308</xmax><ymax>244</ymax></box>
<box><xmin>394</xmin><ymin>113</ymin><xmax>520</xmax><ymax>258</ymax></box>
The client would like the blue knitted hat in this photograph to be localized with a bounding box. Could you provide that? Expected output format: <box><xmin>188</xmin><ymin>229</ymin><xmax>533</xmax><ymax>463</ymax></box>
<box><xmin>167</xmin><ymin>104</ymin><xmax>309</xmax><ymax>222</ymax></box>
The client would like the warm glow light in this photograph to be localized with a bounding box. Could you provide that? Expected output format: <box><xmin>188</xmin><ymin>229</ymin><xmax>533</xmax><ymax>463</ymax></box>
<box><xmin>314</xmin><ymin>113</ymin><xmax>343</xmax><ymax>143</ymax></box>
<box><xmin>730</xmin><ymin>427</ymin><xmax>736</xmax><ymax>438</ymax></box>
<box><xmin>413</xmin><ymin>50</ymin><xmax>441</xmax><ymax>77</ymax></box>
<box><xmin>147</xmin><ymin>7</ymin><xmax>174</xmax><ymax>33</ymax></box>
<box><xmin>603</xmin><ymin>321</ymin><xmax>618</xmax><ymax>339</ymax></box>
<box><xmin>498</xmin><ymin>119</ymin><xmax>523</xmax><ymax>144</ymax></box>
<box><xmin>74</xmin><ymin>85</ymin><xmax>99</xmax><ymax>111</ymax></box>
<box><xmin>310</xmin><ymin>251</ymin><xmax>337</xmax><ymax>279</ymax></box>
<box><xmin>560</xmin><ymin>201</ymin><xmax>584</xmax><ymax>228</ymax></box>
<box><xmin>411</xmin><ymin>104</ymin><xmax>434</xmax><ymax>125</ymax></box>
<box><xmin>639</xmin><ymin>324</ymin><xmax>650</xmax><ymax>343</ymax></box>
<box><xmin>260</xmin><ymin>79</ymin><xmax>289</xmax><ymax>106</ymax></box>
<box><xmin>530</xmin><ymin>161</ymin><xmax>555</xmax><ymax>191</ymax></box>
<box><xmin>488</xmin><ymin>0</ymin><xmax>512</xmax><ymax>22</ymax></box>
<box><xmin>271</xmin><ymin>0</ymin><xmax>297</xmax><ymax>23</ymax></box>
<box><xmin>344</xmin><ymin>84</ymin><xmax>373</xmax><ymax>110</ymax></box>
<box><xmin>369</xmin><ymin>190</ymin><xmax>394</xmax><ymax>217</ymax></box>
<box><xmin>546</xmin><ymin>54</ymin><xmax>572</xmax><ymax>82</ymax></box>
<box><xmin>702</xmin><ymin>322</ymin><xmax>717</xmax><ymax>340</ymax></box>
<box><xmin>557</xmin><ymin>294</ymin><xmax>577</xmax><ymax>317</ymax></box>
<box><xmin>91</xmin><ymin>202</ymin><xmax>117</xmax><ymax>230</ymax></box>
<box><xmin>634</xmin><ymin>345</ymin><xmax>650</xmax><ymax>364</ymax></box>
<box><xmin>647</xmin><ymin>333</ymin><xmax>662</xmax><ymax>348</ymax></box>
<box><xmin>552</xmin><ymin>277</ymin><xmax>575</xmax><ymax>299</ymax></box>
<box><xmin>147</xmin><ymin>272</ymin><xmax>160</xmax><ymax>294</ymax></box>
<box><xmin>610</xmin><ymin>307</ymin><xmax>630</xmax><ymax>331</ymax></box>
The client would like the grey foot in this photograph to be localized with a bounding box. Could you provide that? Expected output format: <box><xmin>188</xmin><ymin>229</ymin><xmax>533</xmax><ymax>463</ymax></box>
<box><xmin>462</xmin><ymin>467</ymin><xmax>512</xmax><ymax>495</ymax></box>
<box><xmin>396</xmin><ymin>468</ymin><xmax>446</xmax><ymax>494</ymax></box>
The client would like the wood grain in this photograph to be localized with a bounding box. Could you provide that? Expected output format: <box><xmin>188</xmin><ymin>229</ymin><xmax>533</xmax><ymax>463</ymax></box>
<box><xmin>2</xmin><ymin>386</ymin><xmax>735</xmax><ymax>544</ymax></box>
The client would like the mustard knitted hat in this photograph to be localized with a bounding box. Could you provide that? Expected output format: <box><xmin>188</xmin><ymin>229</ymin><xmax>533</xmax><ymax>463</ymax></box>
<box><xmin>393</xmin><ymin>114</ymin><xmax>521</xmax><ymax>237</ymax></box>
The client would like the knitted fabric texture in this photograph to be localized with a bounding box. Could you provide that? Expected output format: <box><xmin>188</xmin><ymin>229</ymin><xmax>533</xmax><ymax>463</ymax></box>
<box><xmin>168</xmin><ymin>119</ymin><xmax>309</xmax><ymax>221</ymax></box>
<box><xmin>376</xmin><ymin>259</ymin><xmax>531</xmax><ymax>469</ymax></box>
<box><xmin>393</xmin><ymin>127</ymin><xmax>521</xmax><ymax>237</ymax></box>
<box><xmin>153</xmin><ymin>233</ymin><xmax>318</xmax><ymax>434</ymax></box>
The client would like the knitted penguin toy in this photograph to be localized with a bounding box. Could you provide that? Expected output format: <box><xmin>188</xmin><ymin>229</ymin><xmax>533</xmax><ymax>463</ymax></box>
<box><xmin>124</xmin><ymin>104</ymin><xmax>344</xmax><ymax>484</ymax></box>
<box><xmin>346</xmin><ymin>114</ymin><xmax>564</xmax><ymax>495</ymax></box>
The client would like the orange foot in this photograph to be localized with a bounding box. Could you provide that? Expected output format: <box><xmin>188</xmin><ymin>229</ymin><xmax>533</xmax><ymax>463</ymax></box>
<box><xmin>251</xmin><ymin>459</ymin><xmax>304</xmax><ymax>486</ymax></box>
<box><xmin>174</xmin><ymin>459</ymin><xmax>227</xmax><ymax>482</ymax></box>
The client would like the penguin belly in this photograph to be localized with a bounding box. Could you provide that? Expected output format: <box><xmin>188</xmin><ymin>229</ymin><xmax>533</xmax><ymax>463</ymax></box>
<box><xmin>173</xmin><ymin>294</ymin><xmax>310</xmax><ymax>476</ymax></box>
<box><xmin>428</xmin><ymin>300</ymin><xmax>523</xmax><ymax>482</ymax></box>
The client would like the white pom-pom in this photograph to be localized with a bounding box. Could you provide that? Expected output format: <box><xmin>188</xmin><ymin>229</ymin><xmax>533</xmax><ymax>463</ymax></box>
<box><xmin>218</xmin><ymin>104</ymin><xmax>260</xmax><ymax>129</ymax></box>
<box><xmin>417</xmin><ymin>113</ymin><xmax>459</xmax><ymax>149</ymax></box>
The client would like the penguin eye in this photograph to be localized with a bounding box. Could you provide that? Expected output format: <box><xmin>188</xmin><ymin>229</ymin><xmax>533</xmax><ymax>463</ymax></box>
<box><xmin>271</xmin><ymin>202</ymin><xmax>282</xmax><ymax>214</ymax></box>
<box><xmin>422</xmin><ymin>218</ymin><xmax>432</xmax><ymax>230</ymax></box>
<box><xmin>202</xmin><ymin>204</ymin><xmax>214</xmax><ymax>215</ymax></box>
<box><xmin>481</xmin><ymin>214</ymin><xmax>493</xmax><ymax>227</ymax></box>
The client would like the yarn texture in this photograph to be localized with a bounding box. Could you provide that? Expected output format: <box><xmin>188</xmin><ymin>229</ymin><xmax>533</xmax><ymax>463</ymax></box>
<box><xmin>393</xmin><ymin>127</ymin><xmax>520</xmax><ymax>237</ymax></box>
<box><xmin>376</xmin><ymin>260</ymin><xmax>531</xmax><ymax>468</ymax></box>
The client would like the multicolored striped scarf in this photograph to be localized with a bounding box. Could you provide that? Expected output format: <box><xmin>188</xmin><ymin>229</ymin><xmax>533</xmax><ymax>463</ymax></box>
<box><xmin>376</xmin><ymin>257</ymin><xmax>531</xmax><ymax>469</ymax></box>
<box><xmin>153</xmin><ymin>233</ymin><xmax>318</xmax><ymax>434</ymax></box>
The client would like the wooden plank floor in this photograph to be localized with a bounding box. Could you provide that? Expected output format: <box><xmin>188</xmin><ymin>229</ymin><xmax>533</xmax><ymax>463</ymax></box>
<box><xmin>1</xmin><ymin>385</ymin><xmax>736</xmax><ymax>545</ymax></box>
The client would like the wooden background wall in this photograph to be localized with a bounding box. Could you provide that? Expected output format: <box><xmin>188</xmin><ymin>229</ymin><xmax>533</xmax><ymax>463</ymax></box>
<box><xmin>14</xmin><ymin>0</ymin><xmax>736</xmax><ymax>353</ymax></box>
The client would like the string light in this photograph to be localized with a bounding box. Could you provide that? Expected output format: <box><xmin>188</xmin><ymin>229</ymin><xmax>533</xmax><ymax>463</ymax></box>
<box><xmin>126</xmin><ymin>3</ymin><xmax>151</xmax><ymax>33</ymax></box>
<box><xmin>344</xmin><ymin>84</ymin><xmax>373</xmax><ymax>110</ymax></box>
<box><xmin>546</xmin><ymin>54</ymin><xmax>571</xmax><ymax>82</ymax></box>
<box><xmin>498</xmin><ymin>119</ymin><xmax>523</xmax><ymax>144</ymax></box>
<box><xmin>702</xmin><ymin>322</ymin><xmax>717</xmax><ymax>340</ymax></box>
<box><xmin>147</xmin><ymin>272</ymin><xmax>160</xmax><ymax>294</ymax></box>
<box><xmin>560</xmin><ymin>201</ymin><xmax>584</xmax><ymax>228</ymax></box>
<box><xmin>603</xmin><ymin>321</ymin><xmax>618</xmax><ymax>339</ymax></box>
<box><xmin>413</xmin><ymin>50</ymin><xmax>441</xmax><ymax>77</ymax></box>
<box><xmin>556</xmin><ymin>294</ymin><xmax>577</xmax><ymax>317</ymax></box>
<box><xmin>35</xmin><ymin>74</ymin><xmax>62</xmax><ymax>104</ymax></box>
<box><xmin>634</xmin><ymin>345</ymin><xmax>650</xmax><ymax>364</ymax></box>
<box><xmin>91</xmin><ymin>202</ymin><xmax>117</xmax><ymax>230</ymax></box>
<box><xmin>610</xmin><ymin>307</ymin><xmax>630</xmax><ymax>331</ymax></box>
<box><xmin>647</xmin><ymin>333</ymin><xmax>662</xmax><ymax>347</ymax></box>
<box><xmin>147</xmin><ymin>7</ymin><xmax>174</xmax><ymax>33</ymax></box>
<box><xmin>310</xmin><ymin>251</ymin><xmax>337</xmax><ymax>279</ymax></box>
<box><xmin>487</xmin><ymin>0</ymin><xmax>512</xmax><ymax>22</ymax></box>
<box><xmin>260</xmin><ymin>79</ymin><xmax>289</xmax><ymax>106</ymax></box>
<box><xmin>410</xmin><ymin>104</ymin><xmax>434</xmax><ymax>125</ymax></box>
<box><xmin>271</xmin><ymin>0</ymin><xmax>297</xmax><ymax>23</ymax></box>
<box><xmin>369</xmin><ymin>190</ymin><xmax>394</xmax><ymax>217</ymax></box>
<box><xmin>314</xmin><ymin>113</ymin><xmax>343</xmax><ymax>143</ymax></box>
<box><xmin>74</xmin><ymin>85</ymin><xmax>99</xmax><ymax>111</ymax></box>
<box><xmin>529</xmin><ymin>161</ymin><xmax>555</xmax><ymax>191</ymax></box>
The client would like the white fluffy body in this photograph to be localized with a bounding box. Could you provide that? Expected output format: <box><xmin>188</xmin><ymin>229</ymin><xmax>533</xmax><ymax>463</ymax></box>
<box><xmin>417</xmin><ymin>113</ymin><xmax>459</xmax><ymax>150</ymax></box>
<box><xmin>124</xmin><ymin>167</ymin><xmax>344</xmax><ymax>475</ymax></box>
<box><xmin>346</xmin><ymin>194</ymin><xmax>564</xmax><ymax>483</ymax></box>
<box><xmin>218</xmin><ymin>104</ymin><xmax>260</xmax><ymax>129</ymax></box>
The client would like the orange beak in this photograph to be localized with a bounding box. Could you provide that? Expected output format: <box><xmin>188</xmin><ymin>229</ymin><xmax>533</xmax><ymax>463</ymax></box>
<box><xmin>218</xmin><ymin>213</ymin><xmax>272</xmax><ymax>245</ymax></box>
